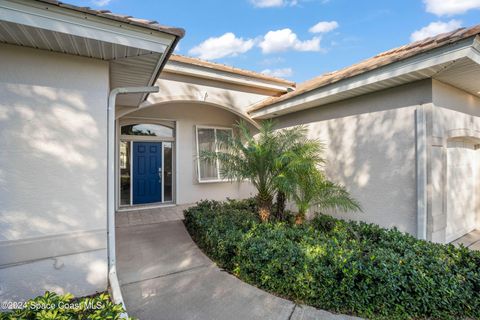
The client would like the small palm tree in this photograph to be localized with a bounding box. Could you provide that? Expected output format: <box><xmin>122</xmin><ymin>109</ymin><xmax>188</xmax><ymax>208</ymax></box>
<box><xmin>200</xmin><ymin>120</ymin><xmax>360</xmax><ymax>223</ymax></box>
<box><xmin>273</xmin><ymin>127</ymin><xmax>326</xmax><ymax>220</ymax></box>
<box><xmin>200</xmin><ymin>120</ymin><xmax>281</xmax><ymax>221</ymax></box>
<box><xmin>279</xmin><ymin>163</ymin><xmax>361</xmax><ymax>223</ymax></box>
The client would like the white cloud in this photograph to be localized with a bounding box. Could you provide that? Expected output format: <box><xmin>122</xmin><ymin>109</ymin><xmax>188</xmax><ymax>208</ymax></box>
<box><xmin>250</xmin><ymin>0</ymin><xmax>297</xmax><ymax>7</ymax></box>
<box><xmin>424</xmin><ymin>0</ymin><xmax>480</xmax><ymax>16</ymax></box>
<box><xmin>260</xmin><ymin>57</ymin><xmax>286</xmax><ymax>66</ymax></box>
<box><xmin>261</xmin><ymin>68</ymin><xmax>293</xmax><ymax>77</ymax></box>
<box><xmin>91</xmin><ymin>0</ymin><xmax>112</xmax><ymax>6</ymax></box>
<box><xmin>259</xmin><ymin>28</ymin><xmax>321</xmax><ymax>53</ymax></box>
<box><xmin>251</xmin><ymin>0</ymin><xmax>284</xmax><ymax>7</ymax></box>
<box><xmin>188</xmin><ymin>33</ymin><xmax>255</xmax><ymax>60</ymax></box>
<box><xmin>410</xmin><ymin>20</ymin><xmax>462</xmax><ymax>42</ymax></box>
<box><xmin>309</xmin><ymin>21</ymin><xmax>339</xmax><ymax>33</ymax></box>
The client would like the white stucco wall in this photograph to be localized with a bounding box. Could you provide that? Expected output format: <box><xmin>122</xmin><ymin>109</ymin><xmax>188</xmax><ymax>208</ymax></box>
<box><xmin>428</xmin><ymin>80</ymin><xmax>480</xmax><ymax>242</ymax></box>
<box><xmin>119</xmin><ymin>103</ymin><xmax>255</xmax><ymax>205</ymax></box>
<box><xmin>275</xmin><ymin>80</ymin><xmax>433</xmax><ymax>235</ymax></box>
<box><xmin>0</xmin><ymin>44</ymin><xmax>109</xmax><ymax>301</ymax></box>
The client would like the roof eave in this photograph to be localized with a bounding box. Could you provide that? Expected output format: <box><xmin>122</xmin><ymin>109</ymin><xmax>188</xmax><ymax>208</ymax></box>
<box><xmin>141</xmin><ymin>36</ymin><xmax>182</xmax><ymax>102</ymax></box>
<box><xmin>250</xmin><ymin>36</ymin><xmax>479</xmax><ymax>119</ymax></box>
<box><xmin>1</xmin><ymin>0</ymin><xmax>179</xmax><ymax>50</ymax></box>
<box><xmin>1</xmin><ymin>0</ymin><xmax>185</xmax><ymax>107</ymax></box>
<box><xmin>169</xmin><ymin>55</ymin><xmax>295</xmax><ymax>87</ymax></box>
<box><xmin>35</xmin><ymin>0</ymin><xmax>185</xmax><ymax>38</ymax></box>
<box><xmin>163</xmin><ymin>59</ymin><xmax>294</xmax><ymax>93</ymax></box>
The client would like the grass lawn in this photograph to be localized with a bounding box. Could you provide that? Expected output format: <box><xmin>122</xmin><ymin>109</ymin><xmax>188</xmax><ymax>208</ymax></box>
<box><xmin>185</xmin><ymin>199</ymin><xmax>480</xmax><ymax>320</ymax></box>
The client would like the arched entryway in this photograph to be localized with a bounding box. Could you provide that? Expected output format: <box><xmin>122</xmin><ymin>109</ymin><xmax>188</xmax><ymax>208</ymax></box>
<box><xmin>115</xmin><ymin>100</ymin><xmax>257</xmax><ymax>210</ymax></box>
<box><xmin>118</xmin><ymin>121</ymin><xmax>175</xmax><ymax>207</ymax></box>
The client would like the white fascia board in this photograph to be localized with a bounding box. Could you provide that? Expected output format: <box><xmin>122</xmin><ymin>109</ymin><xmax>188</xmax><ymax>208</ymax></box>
<box><xmin>251</xmin><ymin>37</ymin><xmax>476</xmax><ymax>119</ymax></box>
<box><xmin>163</xmin><ymin>61</ymin><xmax>291</xmax><ymax>93</ymax></box>
<box><xmin>0</xmin><ymin>0</ymin><xmax>174</xmax><ymax>53</ymax></box>
<box><xmin>467</xmin><ymin>36</ymin><xmax>480</xmax><ymax>64</ymax></box>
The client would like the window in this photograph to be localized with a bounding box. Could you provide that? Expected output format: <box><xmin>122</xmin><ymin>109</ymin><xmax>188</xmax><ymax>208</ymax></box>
<box><xmin>196</xmin><ymin>126</ymin><xmax>233</xmax><ymax>182</ymax></box>
<box><xmin>163</xmin><ymin>142</ymin><xmax>173</xmax><ymax>202</ymax></box>
<box><xmin>120</xmin><ymin>141</ymin><xmax>128</xmax><ymax>169</ymax></box>
<box><xmin>119</xmin><ymin>141</ymin><xmax>131</xmax><ymax>205</ymax></box>
<box><xmin>121</xmin><ymin>123</ymin><xmax>174</xmax><ymax>137</ymax></box>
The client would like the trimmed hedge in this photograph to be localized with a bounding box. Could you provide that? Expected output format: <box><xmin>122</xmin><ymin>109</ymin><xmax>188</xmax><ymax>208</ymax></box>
<box><xmin>0</xmin><ymin>291</ymin><xmax>133</xmax><ymax>320</ymax></box>
<box><xmin>185</xmin><ymin>199</ymin><xmax>480</xmax><ymax>320</ymax></box>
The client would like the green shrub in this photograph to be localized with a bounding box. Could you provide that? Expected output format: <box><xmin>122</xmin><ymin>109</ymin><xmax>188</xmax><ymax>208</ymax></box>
<box><xmin>184</xmin><ymin>199</ymin><xmax>259</xmax><ymax>269</ymax></box>
<box><xmin>184</xmin><ymin>200</ymin><xmax>480</xmax><ymax>320</ymax></box>
<box><xmin>0</xmin><ymin>291</ymin><xmax>133</xmax><ymax>320</ymax></box>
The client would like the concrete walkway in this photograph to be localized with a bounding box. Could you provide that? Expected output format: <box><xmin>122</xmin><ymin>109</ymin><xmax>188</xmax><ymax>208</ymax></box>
<box><xmin>116</xmin><ymin>210</ymin><xmax>360</xmax><ymax>320</ymax></box>
<box><xmin>451</xmin><ymin>229</ymin><xmax>480</xmax><ymax>250</ymax></box>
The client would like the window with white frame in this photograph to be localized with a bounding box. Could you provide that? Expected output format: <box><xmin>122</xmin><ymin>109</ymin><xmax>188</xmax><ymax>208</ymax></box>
<box><xmin>196</xmin><ymin>126</ymin><xmax>233</xmax><ymax>182</ymax></box>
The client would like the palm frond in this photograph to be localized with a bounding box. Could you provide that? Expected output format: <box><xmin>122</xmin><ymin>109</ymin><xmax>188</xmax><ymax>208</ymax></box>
<box><xmin>198</xmin><ymin>118</ymin><xmax>360</xmax><ymax>221</ymax></box>
<box><xmin>313</xmin><ymin>179</ymin><xmax>362</xmax><ymax>213</ymax></box>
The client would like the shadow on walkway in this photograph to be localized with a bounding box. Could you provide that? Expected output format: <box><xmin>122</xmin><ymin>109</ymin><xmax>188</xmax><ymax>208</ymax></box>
<box><xmin>116</xmin><ymin>213</ymin><xmax>360</xmax><ymax>320</ymax></box>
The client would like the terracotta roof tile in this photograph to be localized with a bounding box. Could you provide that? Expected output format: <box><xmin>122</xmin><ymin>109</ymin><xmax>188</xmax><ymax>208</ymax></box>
<box><xmin>249</xmin><ymin>24</ymin><xmax>480</xmax><ymax>112</ymax></box>
<box><xmin>169</xmin><ymin>54</ymin><xmax>296</xmax><ymax>87</ymax></box>
<box><xmin>35</xmin><ymin>0</ymin><xmax>185</xmax><ymax>38</ymax></box>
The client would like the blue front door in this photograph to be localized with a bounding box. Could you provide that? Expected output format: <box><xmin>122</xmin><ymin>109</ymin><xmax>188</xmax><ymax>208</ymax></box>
<box><xmin>132</xmin><ymin>142</ymin><xmax>162</xmax><ymax>204</ymax></box>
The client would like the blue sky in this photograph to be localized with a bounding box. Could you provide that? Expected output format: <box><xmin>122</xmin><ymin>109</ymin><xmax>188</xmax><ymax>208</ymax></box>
<box><xmin>71</xmin><ymin>0</ymin><xmax>480</xmax><ymax>82</ymax></box>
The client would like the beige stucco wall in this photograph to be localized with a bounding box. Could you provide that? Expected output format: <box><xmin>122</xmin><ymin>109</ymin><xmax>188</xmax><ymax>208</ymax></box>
<box><xmin>428</xmin><ymin>80</ymin><xmax>480</xmax><ymax>242</ymax></box>
<box><xmin>116</xmin><ymin>71</ymin><xmax>280</xmax><ymax>120</ymax></box>
<box><xmin>115</xmin><ymin>62</ymin><xmax>282</xmax><ymax>209</ymax></box>
<box><xmin>275</xmin><ymin>80</ymin><xmax>433</xmax><ymax>235</ymax></box>
<box><xmin>119</xmin><ymin>102</ymin><xmax>255</xmax><ymax>205</ymax></box>
<box><xmin>0</xmin><ymin>44</ymin><xmax>109</xmax><ymax>301</ymax></box>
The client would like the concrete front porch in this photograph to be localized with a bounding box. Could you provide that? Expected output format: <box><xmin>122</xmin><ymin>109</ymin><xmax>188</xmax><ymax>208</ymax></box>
<box><xmin>115</xmin><ymin>209</ymin><xmax>360</xmax><ymax>320</ymax></box>
<box><xmin>115</xmin><ymin>205</ymin><xmax>191</xmax><ymax>227</ymax></box>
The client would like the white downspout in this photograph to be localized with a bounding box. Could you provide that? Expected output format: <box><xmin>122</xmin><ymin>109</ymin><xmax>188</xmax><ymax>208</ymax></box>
<box><xmin>107</xmin><ymin>86</ymin><xmax>159</xmax><ymax>314</ymax></box>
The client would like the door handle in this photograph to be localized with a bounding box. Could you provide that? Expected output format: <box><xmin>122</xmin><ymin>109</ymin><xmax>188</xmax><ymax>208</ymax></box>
<box><xmin>158</xmin><ymin>167</ymin><xmax>162</xmax><ymax>183</ymax></box>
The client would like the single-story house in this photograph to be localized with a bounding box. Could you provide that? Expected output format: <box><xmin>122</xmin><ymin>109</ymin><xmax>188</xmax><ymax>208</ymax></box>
<box><xmin>1</xmin><ymin>0</ymin><xmax>479</xmax><ymax>306</ymax></box>
<box><xmin>250</xmin><ymin>26</ymin><xmax>480</xmax><ymax>244</ymax></box>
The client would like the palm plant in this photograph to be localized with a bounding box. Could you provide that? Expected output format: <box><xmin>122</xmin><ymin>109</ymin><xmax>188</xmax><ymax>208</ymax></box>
<box><xmin>273</xmin><ymin>127</ymin><xmax>326</xmax><ymax>220</ymax></box>
<box><xmin>273</xmin><ymin>126</ymin><xmax>360</xmax><ymax>223</ymax></box>
<box><xmin>278</xmin><ymin>162</ymin><xmax>361</xmax><ymax>223</ymax></box>
<box><xmin>200</xmin><ymin>119</ymin><xmax>361</xmax><ymax>223</ymax></box>
<box><xmin>200</xmin><ymin>120</ymin><xmax>281</xmax><ymax>221</ymax></box>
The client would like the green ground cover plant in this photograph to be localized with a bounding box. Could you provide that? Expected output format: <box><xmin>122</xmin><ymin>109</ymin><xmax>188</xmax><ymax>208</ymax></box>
<box><xmin>0</xmin><ymin>291</ymin><xmax>133</xmax><ymax>320</ymax></box>
<box><xmin>185</xmin><ymin>199</ymin><xmax>480</xmax><ymax>320</ymax></box>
